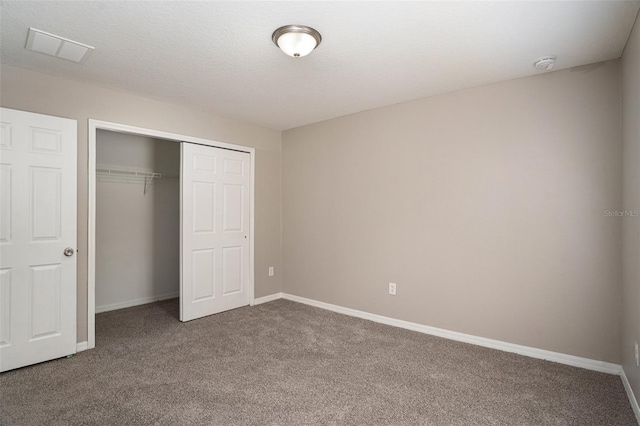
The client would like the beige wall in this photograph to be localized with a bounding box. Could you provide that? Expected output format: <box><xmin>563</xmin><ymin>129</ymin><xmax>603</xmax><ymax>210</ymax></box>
<box><xmin>622</xmin><ymin>17</ymin><xmax>640</xmax><ymax>404</ymax></box>
<box><xmin>0</xmin><ymin>64</ymin><xmax>283</xmax><ymax>343</ymax></box>
<box><xmin>283</xmin><ymin>61</ymin><xmax>623</xmax><ymax>363</ymax></box>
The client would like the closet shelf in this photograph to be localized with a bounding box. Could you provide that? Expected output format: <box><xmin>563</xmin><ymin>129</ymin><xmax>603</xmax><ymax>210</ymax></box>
<box><xmin>96</xmin><ymin>166</ymin><xmax>178</xmax><ymax>194</ymax></box>
<box><xmin>96</xmin><ymin>167</ymin><xmax>163</xmax><ymax>179</ymax></box>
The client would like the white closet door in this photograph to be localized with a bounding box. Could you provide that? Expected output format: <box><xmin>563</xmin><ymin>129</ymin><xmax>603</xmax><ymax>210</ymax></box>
<box><xmin>0</xmin><ymin>108</ymin><xmax>77</xmax><ymax>372</ymax></box>
<box><xmin>181</xmin><ymin>143</ymin><xmax>250</xmax><ymax>322</ymax></box>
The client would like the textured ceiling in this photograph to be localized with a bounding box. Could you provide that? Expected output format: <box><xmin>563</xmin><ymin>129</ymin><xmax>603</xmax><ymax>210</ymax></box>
<box><xmin>1</xmin><ymin>1</ymin><xmax>639</xmax><ymax>130</ymax></box>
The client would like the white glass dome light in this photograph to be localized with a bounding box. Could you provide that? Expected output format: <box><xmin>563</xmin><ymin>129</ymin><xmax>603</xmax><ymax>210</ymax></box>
<box><xmin>272</xmin><ymin>25</ymin><xmax>322</xmax><ymax>58</ymax></box>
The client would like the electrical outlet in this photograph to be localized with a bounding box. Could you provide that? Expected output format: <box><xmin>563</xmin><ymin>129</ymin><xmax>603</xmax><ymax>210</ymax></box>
<box><xmin>268</xmin><ymin>267</ymin><xmax>274</xmax><ymax>277</ymax></box>
<box><xmin>388</xmin><ymin>282</ymin><xmax>397</xmax><ymax>295</ymax></box>
<box><xmin>635</xmin><ymin>342</ymin><xmax>639</xmax><ymax>367</ymax></box>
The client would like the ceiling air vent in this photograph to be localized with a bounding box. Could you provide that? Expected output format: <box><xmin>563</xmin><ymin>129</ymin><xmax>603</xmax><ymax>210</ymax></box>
<box><xmin>25</xmin><ymin>28</ymin><xmax>94</xmax><ymax>64</ymax></box>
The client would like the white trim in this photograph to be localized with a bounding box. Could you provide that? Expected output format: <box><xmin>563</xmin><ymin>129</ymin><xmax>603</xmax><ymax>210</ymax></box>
<box><xmin>621</xmin><ymin>368</ymin><xmax>640</xmax><ymax>425</ymax></box>
<box><xmin>88</xmin><ymin>119</ymin><xmax>256</xmax><ymax>350</ymax></box>
<box><xmin>95</xmin><ymin>292</ymin><xmax>179</xmax><ymax>314</ymax></box>
<box><xmin>249</xmin><ymin>150</ymin><xmax>256</xmax><ymax>307</ymax></box>
<box><xmin>179</xmin><ymin>144</ymin><xmax>184</xmax><ymax>320</ymax></box>
<box><xmin>253</xmin><ymin>292</ymin><xmax>284</xmax><ymax>305</ymax></box>
<box><xmin>88</xmin><ymin>121</ymin><xmax>97</xmax><ymax>349</ymax></box>
<box><xmin>76</xmin><ymin>341</ymin><xmax>88</xmax><ymax>352</ymax></box>
<box><xmin>278</xmin><ymin>293</ymin><xmax>622</xmax><ymax>375</ymax></box>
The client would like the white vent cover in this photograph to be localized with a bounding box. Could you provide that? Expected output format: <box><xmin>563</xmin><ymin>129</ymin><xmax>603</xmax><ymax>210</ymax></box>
<box><xmin>25</xmin><ymin>28</ymin><xmax>94</xmax><ymax>64</ymax></box>
<box><xmin>534</xmin><ymin>56</ymin><xmax>557</xmax><ymax>71</ymax></box>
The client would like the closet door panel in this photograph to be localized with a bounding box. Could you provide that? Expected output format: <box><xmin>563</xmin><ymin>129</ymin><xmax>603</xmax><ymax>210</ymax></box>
<box><xmin>222</xmin><ymin>246</ymin><xmax>242</xmax><ymax>295</ymax></box>
<box><xmin>181</xmin><ymin>143</ymin><xmax>250</xmax><ymax>322</ymax></box>
<box><xmin>191</xmin><ymin>249</ymin><xmax>215</xmax><ymax>302</ymax></box>
<box><xmin>192</xmin><ymin>182</ymin><xmax>215</xmax><ymax>234</ymax></box>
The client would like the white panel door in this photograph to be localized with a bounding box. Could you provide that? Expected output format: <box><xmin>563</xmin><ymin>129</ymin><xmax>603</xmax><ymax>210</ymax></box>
<box><xmin>181</xmin><ymin>143</ymin><xmax>250</xmax><ymax>321</ymax></box>
<box><xmin>0</xmin><ymin>108</ymin><xmax>77</xmax><ymax>372</ymax></box>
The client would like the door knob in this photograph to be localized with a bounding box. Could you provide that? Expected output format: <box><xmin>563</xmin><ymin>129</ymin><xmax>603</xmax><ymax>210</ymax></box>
<box><xmin>63</xmin><ymin>247</ymin><xmax>75</xmax><ymax>257</ymax></box>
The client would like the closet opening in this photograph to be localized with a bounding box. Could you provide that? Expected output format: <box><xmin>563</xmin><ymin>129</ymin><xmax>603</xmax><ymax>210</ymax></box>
<box><xmin>95</xmin><ymin>130</ymin><xmax>180</xmax><ymax>317</ymax></box>
<box><xmin>87</xmin><ymin>120</ymin><xmax>256</xmax><ymax>350</ymax></box>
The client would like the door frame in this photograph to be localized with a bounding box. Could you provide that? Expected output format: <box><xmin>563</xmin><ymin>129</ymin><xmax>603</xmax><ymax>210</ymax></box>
<box><xmin>87</xmin><ymin>119</ymin><xmax>256</xmax><ymax>349</ymax></box>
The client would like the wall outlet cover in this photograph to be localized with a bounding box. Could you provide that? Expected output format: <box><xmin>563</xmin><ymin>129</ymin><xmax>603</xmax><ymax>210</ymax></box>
<box><xmin>389</xmin><ymin>282</ymin><xmax>397</xmax><ymax>295</ymax></box>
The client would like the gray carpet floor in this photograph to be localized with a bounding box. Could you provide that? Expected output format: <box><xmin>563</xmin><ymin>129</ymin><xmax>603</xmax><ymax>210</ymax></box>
<box><xmin>0</xmin><ymin>299</ymin><xmax>636</xmax><ymax>425</ymax></box>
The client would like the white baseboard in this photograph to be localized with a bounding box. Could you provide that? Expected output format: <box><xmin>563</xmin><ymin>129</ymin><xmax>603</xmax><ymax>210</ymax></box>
<box><xmin>76</xmin><ymin>341</ymin><xmax>88</xmax><ymax>352</ymax></box>
<box><xmin>270</xmin><ymin>293</ymin><xmax>621</xmax><ymax>375</ymax></box>
<box><xmin>95</xmin><ymin>291</ymin><xmax>179</xmax><ymax>314</ymax></box>
<box><xmin>253</xmin><ymin>292</ymin><xmax>284</xmax><ymax>305</ymax></box>
<box><xmin>621</xmin><ymin>368</ymin><xmax>640</xmax><ymax>425</ymax></box>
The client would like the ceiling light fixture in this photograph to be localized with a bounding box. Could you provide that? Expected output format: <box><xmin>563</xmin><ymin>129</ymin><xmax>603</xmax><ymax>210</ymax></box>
<box><xmin>272</xmin><ymin>25</ymin><xmax>322</xmax><ymax>58</ymax></box>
